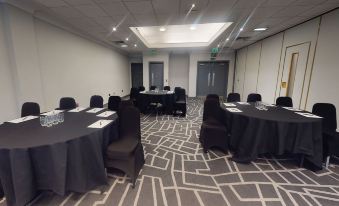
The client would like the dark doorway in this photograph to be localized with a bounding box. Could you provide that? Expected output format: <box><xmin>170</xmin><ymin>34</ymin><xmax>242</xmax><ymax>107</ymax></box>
<box><xmin>131</xmin><ymin>63</ymin><xmax>143</xmax><ymax>88</ymax></box>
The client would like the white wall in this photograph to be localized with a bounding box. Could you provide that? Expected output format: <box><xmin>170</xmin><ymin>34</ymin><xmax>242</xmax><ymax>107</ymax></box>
<box><xmin>169</xmin><ymin>53</ymin><xmax>189</xmax><ymax>91</ymax></box>
<box><xmin>142</xmin><ymin>52</ymin><xmax>169</xmax><ymax>90</ymax></box>
<box><xmin>234</xmin><ymin>8</ymin><xmax>339</xmax><ymax>126</ymax></box>
<box><xmin>188</xmin><ymin>51</ymin><xmax>235</xmax><ymax>97</ymax></box>
<box><xmin>0</xmin><ymin>4</ymin><xmax>130</xmax><ymax>121</ymax></box>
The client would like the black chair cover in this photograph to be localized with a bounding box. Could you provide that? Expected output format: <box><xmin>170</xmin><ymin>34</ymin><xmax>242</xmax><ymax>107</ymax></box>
<box><xmin>276</xmin><ymin>97</ymin><xmax>293</xmax><ymax>107</ymax></box>
<box><xmin>247</xmin><ymin>93</ymin><xmax>262</xmax><ymax>102</ymax></box>
<box><xmin>108</xmin><ymin>96</ymin><xmax>121</xmax><ymax>111</ymax></box>
<box><xmin>90</xmin><ymin>95</ymin><xmax>104</xmax><ymax>108</ymax></box>
<box><xmin>21</xmin><ymin>102</ymin><xmax>40</xmax><ymax>117</ymax></box>
<box><xmin>59</xmin><ymin>97</ymin><xmax>76</xmax><ymax>110</ymax></box>
<box><xmin>164</xmin><ymin>86</ymin><xmax>171</xmax><ymax>91</ymax></box>
<box><xmin>227</xmin><ymin>93</ymin><xmax>240</xmax><ymax>102</ymax></box>
<box><xmin>150</xmin><ymin>86</ymin><xmax>157</xmax><ymax>90</ymax></box>
<box><xmin>206</xmin><ymin>94</ymin><xmax>219</xmax><ymax>101</ymax></box>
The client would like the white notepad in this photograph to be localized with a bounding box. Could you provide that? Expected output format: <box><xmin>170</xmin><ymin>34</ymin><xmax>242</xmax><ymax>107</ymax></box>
<box><xmin>8</xmin><ymin>116</ymin><xmax>38</xmax><ymax>123</ymax></box>
<box><xmin>88</xmin><ymin>120</ymin><xmax>113</xmax><ymax>128</ymax></box>
<box><xmin>41</xmin><ymin>110</ymin><xmax>64</xmax><ymax>116</ymax></box>
<box><xmin>167</xmin><ymin>91</ymin><xmax>174</xmax><ymax>94</ymax></box>
<box><xmin>283</xmin><ymin>107</ymin><xmax>302</xmax><ymax>112</ymax></box>
<box><xmin>87</xmin><ymin>108</ymin><xmax>105</xmax><ymax>113</ymax></box>
<box><xmin>226</xmin><ymin>108</ymin><xmax>243</xmax><ymax>113</ymax></box>
<box><xmin>97</xmin><ymin>111</ymin><xmax>116</xmax><ymax>118</ymax></box>
<box><xmin>140</xmin><ymin>91</ymin><xmax>146</xmax><ymax>94</ymax></box>
<box><xmin>237</xmin><ymin>102</ymin><xmax>250</xmax><ymax>105</ymax></box>
<box><xmin>295</xmin><ymin>112</ymin><xmax>323</xmax><ymax>118</ymax></box>
<box><xmin>224</xmin><ymin>103</ymin><xmax>236</xmax><ymax>107</ymax></box>
<box><xmin>68</xmin><ymin>107</ymin><xmax>87</xmax><ymax>112</ymax></box>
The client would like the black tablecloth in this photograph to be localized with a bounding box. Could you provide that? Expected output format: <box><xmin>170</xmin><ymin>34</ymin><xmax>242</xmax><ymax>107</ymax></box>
<box><xmin>137</xmin><ymin>91</ymin><xmax>175</xmax><ymax>114</ymax></box>
<box><xmin>0</xmin><ymin>109</ymin><xmax>118</xmax><ymax>206</ymax></box>
<box><xmin>222</xmin><ymin>103</ymin><xmax>323</xmax><ymax>169</ymax></box>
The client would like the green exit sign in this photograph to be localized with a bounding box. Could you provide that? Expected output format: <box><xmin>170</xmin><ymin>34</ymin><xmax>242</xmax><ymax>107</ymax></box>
<box><xmin>211</xmin><ymin>47</ymin><xmax>219</xmax><ymax>53</ymax></box>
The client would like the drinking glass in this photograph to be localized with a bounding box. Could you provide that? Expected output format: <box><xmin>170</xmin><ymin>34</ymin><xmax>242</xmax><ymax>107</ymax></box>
<box><xmin>40</xmin><ymin>116</ymin><xmax>46</xmax><ymax>127</ymax></box>
<box><xmin>60</xmin><ymin>113</ymin><xmax>64</xmax><ymax>123</ymax></box>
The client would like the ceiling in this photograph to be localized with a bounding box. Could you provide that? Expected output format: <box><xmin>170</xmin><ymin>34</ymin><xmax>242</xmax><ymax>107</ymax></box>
<box><xmin>5</xmin><ymin>0</ymin><xmax>339</xmax><ymax>54</ymax></box>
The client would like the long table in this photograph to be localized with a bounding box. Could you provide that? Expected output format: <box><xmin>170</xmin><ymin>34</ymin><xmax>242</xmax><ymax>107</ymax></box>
<box><xmin>0</xmin><ymin>109</ymin><xmax>118</xmax><ymax>206</ymax></box>
<box><xmin>222</xmin><ymin>103</ymin><xmax>323</xmax><ymax>170</ymax></box>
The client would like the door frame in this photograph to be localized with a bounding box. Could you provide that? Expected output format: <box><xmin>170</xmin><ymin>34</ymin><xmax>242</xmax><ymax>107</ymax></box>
<box><xmin>149</xmin><ymin>61</ymin><xmax>164</xmax><ymax>89</ymax></box>
<box><xmin>196</xmin><ymin>60</ymin><xmax>229</xmax><ymax>97</ymax></box>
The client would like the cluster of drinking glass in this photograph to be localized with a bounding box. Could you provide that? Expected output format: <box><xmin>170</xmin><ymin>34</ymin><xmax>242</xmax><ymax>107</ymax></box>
<box><xmin>40</xmin><ymin>113</ymin><xmax>64</xmax><ymax>127</ymax></box>
<box><xmin>255</xmin><ymin>101</ymin><xmax>268</xmax><ymax>111</ymax></box>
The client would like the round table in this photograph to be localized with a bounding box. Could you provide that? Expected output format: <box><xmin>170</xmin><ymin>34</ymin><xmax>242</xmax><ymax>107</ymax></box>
<box><xmin>0</xmin><ymin>109</ymin><xmax>118</xmax><ymax>206</ymax></box>
<box><xmin>222</xmin><ymin>103</ymin><xmax>323</xmax><ymax>170</ymax></box>
<box><xmin>137</xmin><ymin>90</ymin><xmax>176</xmax><ymax>114</ymax></box>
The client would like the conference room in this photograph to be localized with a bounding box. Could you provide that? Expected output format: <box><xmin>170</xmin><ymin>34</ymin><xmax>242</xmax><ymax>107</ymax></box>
<box><xmin>1</xmin><ymin>0</ymin><xmax>339</xmax><ymax>205</ymax></box>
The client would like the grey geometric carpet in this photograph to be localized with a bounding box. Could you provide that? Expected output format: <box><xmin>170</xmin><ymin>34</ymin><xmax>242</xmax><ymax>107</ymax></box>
<box><xmin>1</xmin><ymin>98</ymin><xmax>339</xmax><ymax>206</ymax></box>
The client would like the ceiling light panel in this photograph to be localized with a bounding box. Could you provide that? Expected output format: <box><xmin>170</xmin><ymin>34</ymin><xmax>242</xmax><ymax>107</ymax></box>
<box><xmin>130</xmin><ymin>22</ymin><xmax>232</xmax><ymax>48</ymax></box>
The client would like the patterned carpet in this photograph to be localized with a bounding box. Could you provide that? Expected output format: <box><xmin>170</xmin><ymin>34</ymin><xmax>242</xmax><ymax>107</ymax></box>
<box><xmin>2</xmin><ymin>98</ymin><xmax>339</xmax><ymax>206</ymax></box>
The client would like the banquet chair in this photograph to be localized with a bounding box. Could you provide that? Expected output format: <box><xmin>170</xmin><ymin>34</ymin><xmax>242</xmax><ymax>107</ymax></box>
<box><xmin>227</xmin><ymin>93</ymin><xmax>240</xmax><ymax>102</ymax></box>
<box><xmin>174</xmin><ymin>88</ymin><xmax>187</xmax><ymax>116</ymax></box>
<box><xmin>90</xmin><ymin>95</ymin><xmax>104</xmax><ymax>108</ymax></box>
<box><xmin>247</xmin><ymin>93</ymin><xmax>262</xmax><ymax>102</ymax></box>
<box><xmin>21</xmin><ymin>102</ymin><xmax>40</xmax><ymax>117</ymax></box>
<box><xmin>108</xmin><ymin>96</ymin><xmax>121</xmax><ymax>111</ymax></box>
<box><xmin>150</xmin><ymin>86</ymin><xmax>157</xmax><ymax>90</ymax></box>
<box><xmin>0</xmin><ymin>180</ymin><xmax>4</xmax><ymax>199</ymax></box>
<box><xmin>206</xmin><ymin>94</ymin><xmax>219</xmax><ymax>102</ymax></box>
<box><xmin>138</xmin><ymin>86</ymin><xmax>145</xmax><ymax>92</ymax></box>
<box><xmin>312</xmin><ymin>103</ymin><xmax>338</xmax><ymax>168</ymax></box>
<box><xmin>200</xmin><ymin>98</ymin><xmax>228</xmax><ymax>153</ymax></box>
<box><xmin>174</xmin><ymin>87</ymin><xmax>181</xmax><ymax>101</ymax></box>
<box><xmin>105</xmin><ymin>106</ymin><xmax>145</xmax><ymax>188</ymax></box>
<box><xmin>276</xmin><ymin>97</ymin><xmax>293</xmax><ymax>107</ymax></box>
<box><xmin>59</xmin><ymin>97</ymin><xmax>76</xmax><ymax>110</ymax></box>
<box><xmin>164</xmin><ymin>86</ymin><xmax>171</xmax><ymax>91</ymax></box>
<box><xmin>130</xmin><ymin>88</ymin><xmax>139</xmax><ymax>105</ymax></box>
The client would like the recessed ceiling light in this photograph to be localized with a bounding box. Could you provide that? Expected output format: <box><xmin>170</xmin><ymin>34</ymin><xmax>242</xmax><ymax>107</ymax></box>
<box><xmin>121</xmin><ymin>44</ymin><xmax>128</xmax><ymax>48</ymax></box>
<box><xmin>217</xmin><ymin>44</ymin><xmax>220</xmax><ymax>47</ymax></box>
<box><xmin>240</xmin><ymin>27</ymin><xmax>244</xmax><ymax>31</ymax></box>
<box><xmin>125</xmin><ymin>37</ymin><xmax>129</xmax><ymax>41</ymax></box>
<box><xmin>159</xmin><ymin>27</ymin><xmax>166</xmax><ymax>32</ymax></box>
<box><xmin>190</xmin><ymin>25</ymin><xmax>196</xmax><ymax>30</ymax></box>
<box><xmin>134</xmin><ymin>44</ymin><xmax>137</xmax><ymax>47</ymax></box>
<box><xmin>226</xmin><ymin>38</ymin><xmax>230</xmax><ymax>41</ymax></box>
<box><xmin>192</xmin><ymin>4</ymin><xmax>195</xmax><ymax>8</ymax></box>
<box><xmin>254</xmin><ymin>27</ymin><xmax>268</xmax><ymax>31</ymax></box>
<box><xmin>113</xmin><ymin>27</ymin><xmax>117</xmax><ymax>31</ymax></box>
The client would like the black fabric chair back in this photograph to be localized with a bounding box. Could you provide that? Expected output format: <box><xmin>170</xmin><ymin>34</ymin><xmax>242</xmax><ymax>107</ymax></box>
<box><xmin>119</xmin><ymin>106</ymin><xmax>141</xmax><ymax>139</ymax></box>
<box><xmin>203</xmin><ymin>99</ymin><xmax>222</xmax><ymax>122</ymax></box>
<box><xmin>21</xmin><ymin>102</ymin><xmax>40</xmax><ymax>117</ymax></box>
<box><xmin>247</xmin><ymin>93</ymin><xmax>262</xmax><ymax>102</ymax></box>
<box><xmin>90</xmin><ymin>95</ymin><xmax>103</xmax><ymax>108</ymax></box>
<box><xmin>227</xmin><ymin>93</ymin><xmax>240</xmax><ymax>102</ymax></box>
<box><xmin>138</xmin><ymin>86</ymin><xmax>145</xmax><ymax>92</ymax></box>
<box><xmin>177</xmin><ymin>88</ymin><xmax>186</xmax><ymax>102</ymax></box>
<box><xmin>276</xmin><ymin>97</ymin><xmax>293</xmax><ymax>107</ymax></box>
<box><xmin>130</xmin><ymin>88</ymin><xmax>139</xmax><ymax>100</ymax></box>
<box><xmin>150</xmin><ymin>86</ymin><xmax>157</xmax><ymax>90</ymax></box>
<box><xmin>174</xmin><ymin>87</ymin><xmax>181</xmax><ymax>100</ymax></box>
<box><xmin>206</xmin><ymin>94</ymin><xmax>219</xmax><ymax>102</ymax></box>
<box><xmin>108</xmin><ymin>96</ymin><xmax>121</xmax><ymax>111</ymax></box>
<box><xmin>164</xmin><ymin>86</ymin><xmax>170</xmax><ymax>91</ymax></box>
<box><xmin>312</xmin><ymin>103</ymin><xmax>337</xmax><ymax>131</ymax></box>
<box><xmin>119</xmin><ymin>100</ymin><xmax>134</xmax><ymax>109</ymax></box>
<box><xmin>59</xmin><ymin>97</ymin><xmax>76</xmax><ymax>110</ymax></box>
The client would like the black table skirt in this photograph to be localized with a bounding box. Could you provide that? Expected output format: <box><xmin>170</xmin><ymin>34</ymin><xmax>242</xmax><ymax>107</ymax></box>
<box><xmin>222</xmin><ymin>103</ymin><xmax>323</xmax><ymax>170</ymax></box>
<box><xmin>0</xmin><ymin>110</ymin><xmax>118</xmax><ymax>206</ymax></box>
<box><xmin>137</xmin><ymin>92</ymin><xmax>175</xmax><ymax>114</ymax></box>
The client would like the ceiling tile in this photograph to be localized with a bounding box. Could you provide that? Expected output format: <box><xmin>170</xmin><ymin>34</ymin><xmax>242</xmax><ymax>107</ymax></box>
<box><xmin>261</xmin><ymin>0</ymin><xmax>296</xmax><ymax>7</ymax></box>
<box><xmin>180</xmin><ymin>0</ymin><xmax>209</xmax><ymax>14</ymax></box>
<box><xmin>74</xmin><ymin>4</ymin><xmax>108</xmax><ymax>17</ymax></box>
<box><xmin>34</xmin><ymin>0</ymin><xmax>67</xmax><ymax>7</ymax></box>
<box><xmin>92</xmin><ymin>16</ymin><xmax>117</xmax><ymax>28</ymax></box>
<box><xmin>271</xmin><ymin>5</ymin><xmax>316</xmax><ymax>17</ymax></box>
<box><xmin>248</xmin><ymin>6</ymin><xmax>285</xmax><ymax>19</ymax></box>
<box><xmin>63</xmin><ymin>0</ymin><xmax>93</xmax><ymax>6</ymax></box>
<box><xmin>298</xmin><ymin>3</ymin><xmax>339</xmax><ymax>17</ymax></box>
<box><xmin>98</xmin><ymin>2</ymin><xmax>129</xmax><ymax>16</ymax></box>
<box><xmin>233</xmin><ymin>0</ymin><xmax>267</xmax><ymax>9</ymax></box>
<box><xmin>134</xmin><ymin>14</ymin><xmax>157</xmax><ymax>26</ymax></box>
<box><xmin>124</xmin><ymin>1</ymin><xmax>154</xmax><ymax>15</ymax></box>
<box><xmin>153</xmin><ymin>0</ymin><xmax>180</xmax><ymax>15</ymax></box>
<box><xmin>111</xmin><ymin>15</ymin><xmax>137</xmax><ymax>27</ymax></box>
<box><xmin>292</xmin><ymin>0</ymin><xmax>328</xmax><ymax>6</ymax></box>
<box><xmin>51</xmin><ymin>6</ymin><xmax>84</xmax><ymax>18</ymax></box>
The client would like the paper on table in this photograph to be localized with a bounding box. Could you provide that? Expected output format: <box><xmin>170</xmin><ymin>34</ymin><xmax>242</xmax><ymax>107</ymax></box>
<box><xmin>88</xmin><ymin>120</ymin><xmax>113</xmax><ymax>128</ymax></box>
<box><xmin>224</xmin><ymin>103</ymin><xmax>236</xmax><ymax>107</ymax></box>
<box><xmin>68</xmin><ymin>107</ymin><xmax>87</xmax><ymax>112</ymax></box>
<box><xmin>283</xmin><ymin>107</ymin><xmax>302</xmax><ymax>111</ymax></box>
<box><xmin>263</xmin><ymin>103</ymin><xmax>275</xmax><ymax>107</ymax></box>
<box><xmin>97</xmin><ymin>111</ymin><xmax>116</xmax><ymax>117</ymax></box>
<box><xmin>237</xmin><ymin>102</ymin><xmax>250</xmax><ymax>105</ymax></box>
<box><xmin>167</xmin><ymin>91</ymin><xmax>174</xmax><ymax>94</ymax></box>
<box><xmin>86</xmin><ymin>108</ymin><xmax>105</xmax><ymax>113</ymax></box>
<box><xmin>41</xmin><ymin>110</ymin><xmax>64</xmax><ymax>116</ymax></box>
<box><xmin>140</xmin><ymin>91</ymin><xmax>146</xmax><ymax>94</ymax></box>
<box><xmin>226</xmin><ymin>108</ymin><xmax>243</xmax><ymax>113</ymax></box>
<box><xmin>295</xmin><ymin>112</ymin><xmax>323</xmax><ymax>118</ymax></box>
<box><xmin>7</xmin><ymin>115</ymin><xmax>38</xmax><ymax>123</ymax></box>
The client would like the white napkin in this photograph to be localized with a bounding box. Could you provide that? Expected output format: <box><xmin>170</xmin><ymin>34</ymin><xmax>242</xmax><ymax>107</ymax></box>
<box><xmin>41</xmin><ymin>110</ymin><xmax>64</xmax><ymax>116</ymax></box>
<box><xmin>88</xmin><ymin>120</ymin><xmax>113</xmax><ymax>128</ymax></box>
<box><xmin>295</xmin><ymin>112</ymin><xmax>323</xmax><ymax>118</ymax></box>
<box><xmin>8</xmin><ymin>115</ymin><xmax>38</xmax><ymax>123</ymax></box>
<box><xmin>226</xmin><ymin>108</ymin><xmax>243</xmax><ymax>113</ymax></box>
<box><xmin>87</xmin><ymin>108</ymin><xmax>105</xmax><ymax>113</ymax></box>
<box><xmin>140</xmin><ymin>91</ymin><xmax>146</xmax><ymax>94</ymax></box>
<box><xmin>237</xmin><ymin>102</ymin><xmax>250</xmax><ymax>105</ymax></box>
<box><xmin>283</xmin><ymin>107</ymin><xmax>302</xmax><ymax>111</ymax></box>
<box><xmin>97</xmin><ymin>111</ymin><xmax>116</xmax><ymax>118</ymax></box>
<box><xmin>167</xmin><ymin>91</ymin><xmax>174</xmax><ymax>94</ymax></box>
<box><xmin>224</xmin><ymin>103</ymin><xmax>236</xmax><ymax>107</ymax></box>
<box><xmin>68</xmin><ymin>107</ymin><xmax>87</xmax><ymax>112</ymax></box>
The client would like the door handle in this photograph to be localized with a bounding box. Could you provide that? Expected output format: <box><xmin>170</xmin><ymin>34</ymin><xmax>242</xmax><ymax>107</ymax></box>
<box><xmin>212</xmin><ymin>72</ymin><xmax>215</xmax><ymax>86</ymax></box>
<box><xmin>208</xmin><ymin>72</ymin><xmax>211</xmax><ymax>86</ymax></box>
